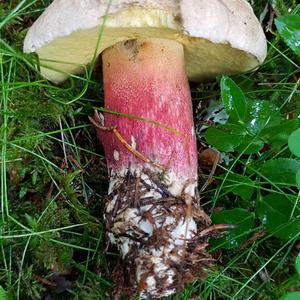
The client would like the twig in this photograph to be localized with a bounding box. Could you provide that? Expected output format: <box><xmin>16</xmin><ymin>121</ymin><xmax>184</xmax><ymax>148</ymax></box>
<box><xmin>198</xmin><ymin>224</ymin><xmax>236</xmax><ymax>238</ymax></box>
<box><xmin>88</xmin><ymin>115</ymin><xmax>116</xmax><ymax>131</ymax></box>
<box><xmin>200</xmin><ymin>150</ymin><xmax>220</xmax><ymax>194</ymax></box>
<box><xmin>89</xmin><ymin>116</ymin><xmax>165</xmax><ymax>171</ymax></box>
<box><xmin>32</xmin><ymin>274</ymin><xmax>56</xmax><ymax>287</ymax></box>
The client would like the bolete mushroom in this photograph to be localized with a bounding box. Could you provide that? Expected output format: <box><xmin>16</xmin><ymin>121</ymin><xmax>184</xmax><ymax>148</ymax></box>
<box><xmin>24</xmin><ymin>0</ymin><xmax>267</xmax><ymax>298</ymax></box>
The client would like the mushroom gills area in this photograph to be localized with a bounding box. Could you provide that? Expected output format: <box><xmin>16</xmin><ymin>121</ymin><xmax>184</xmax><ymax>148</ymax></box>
<box><xmin>97</xmin><ymin>38</ymin><xmax>212</xmax><ymax>298</ymax></box>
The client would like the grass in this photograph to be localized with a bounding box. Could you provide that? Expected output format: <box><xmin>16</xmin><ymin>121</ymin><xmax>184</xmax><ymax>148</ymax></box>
<box><xmin>1</xmin><ymin>0</ymin><xmax>300</xmax><ymax>299</ymax></box>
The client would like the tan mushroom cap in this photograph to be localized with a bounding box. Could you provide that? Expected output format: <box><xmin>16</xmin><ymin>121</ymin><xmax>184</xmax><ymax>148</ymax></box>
<box><xmin>24</xmin><ymin>0</ymin><xmax>267</xmax><ymax>83</ymax></box>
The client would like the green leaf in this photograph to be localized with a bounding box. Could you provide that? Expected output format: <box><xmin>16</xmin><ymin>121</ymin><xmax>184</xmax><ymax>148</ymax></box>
<box><xmin>25</xmin><ymin>214</ymin><xmax>39</xmax><ymax>231</ymax></box>
<box><xmin>221</xmin><ymin>76</ymin><xmax>247</xmax><ymax>123</ymax></box>
<box><xmin>211</xmin><ymin>208</ymin><xmax>254</xmax><ymax>249</ymax></box>
<box><xmin>222</xmin><ymin>173</ymin><xmax>254</xmax><ymax>201</ymax></box>
<box><xmin>275</xmin><ymin>15</ymin><xmax>300</xmax><ymax>56</ymax></box>
<box><xmin>0</xmin><ymin>286</ymin><xmax>11</xmax><ymax>300</ymax></box>
<box><xmin>260</xmin><ymin>158</ymin><xmax>300</xmax><ymax>186</ymax></box>
<box><xmin>32</xmin><ymin>170</ymin><xmax>38</xmax><ymax>185</ymax></box>
<box><xmin>288</xmin><ymin>128</ymin><xmax>300</xmax><ymax>157</ymax></box>
<box><xmin>235</xmin><ymin>134</ymin><xmax>264</xmax><ymax>154</ymax></box>
<box><xmin>246</xmin><ymin>100</ymin><xmax>281</xmax><ymax>134</ymax></box>
<box><xmin>256</xmin><ymin>194</ymin><xmax>300</xmax><ymax>240</ymax></box>
<box><xmin>295</xmin><ymin>252</ymin><xmax>300</xmax><ymax>276</ymax></box>
<box><xmin>264</xmin><ymin>120</ymin><xmax>299</xmax><ymax>148</ymax></box>
<box><xmin>204</xmin><ymin>124</ymin><xmax>246</xmax><ymax>152</ymax></box>
<box><xmin>280</xmin><ymin>292</ymin><xmax>300</xmax><ymax>300</ymax></box>
<box><xmin>19</xmin><ymin>186</ymin><xmax>27</xmax><ymax>199</ymax></box>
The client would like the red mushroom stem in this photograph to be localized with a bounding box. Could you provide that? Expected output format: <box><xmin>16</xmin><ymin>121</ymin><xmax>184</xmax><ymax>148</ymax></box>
<box><xmin>101</xmin><ymin>38</ymin><xmax>197</xmax><ymax>185</ymax></box>
<box><xmin>94</xmin><ymin>38</ymin><xmax>213</xmax><ymax>298</ymax></box>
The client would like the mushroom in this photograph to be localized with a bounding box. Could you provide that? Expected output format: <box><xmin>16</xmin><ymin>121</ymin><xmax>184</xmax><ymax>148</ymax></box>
<box><xmin>23</xmin><ymin>0</ymin><xmax>267</xmax><ymax>298</ymax></box>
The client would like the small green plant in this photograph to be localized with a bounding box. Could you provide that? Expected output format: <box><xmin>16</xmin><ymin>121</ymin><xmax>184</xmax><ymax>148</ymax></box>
<box><xmin>199</xmin><ymin>4</ymin><xmax>300</xmax><ymax>299</ymax></box>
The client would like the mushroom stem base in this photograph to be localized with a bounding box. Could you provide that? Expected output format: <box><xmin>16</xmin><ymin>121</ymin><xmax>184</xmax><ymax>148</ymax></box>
<box><xmin>105</xmin><ymin>168</ymin><xmax>214</xmax><ymax>299</ymax></box>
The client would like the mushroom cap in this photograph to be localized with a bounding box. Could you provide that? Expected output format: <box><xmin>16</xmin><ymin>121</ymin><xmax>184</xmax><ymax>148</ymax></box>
<box><xmin>24</xmin><ymin>0</ymin><xmax>267</xmax><ymax>83</ymax></box>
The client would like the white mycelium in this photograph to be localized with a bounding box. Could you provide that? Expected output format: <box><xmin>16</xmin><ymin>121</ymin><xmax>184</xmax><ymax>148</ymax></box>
<box><xmin>113</xmin><ymin>149</ymin><xmax>120</xmax><ymax>161</ymax></box>
<box><xmin>105</xmin><ymin>166</ymin><xmax>200</xmax><ymax>298</ymax></box>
